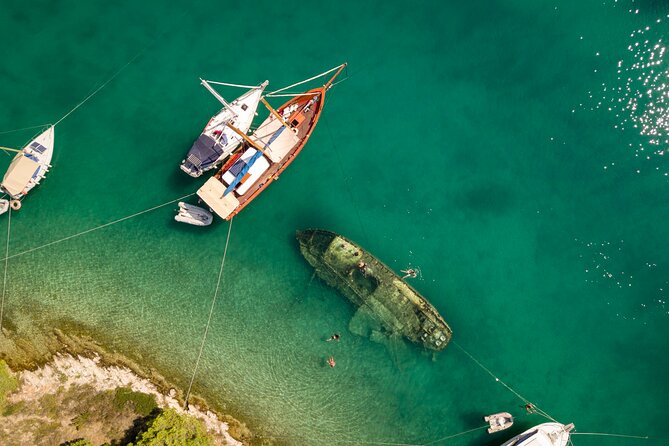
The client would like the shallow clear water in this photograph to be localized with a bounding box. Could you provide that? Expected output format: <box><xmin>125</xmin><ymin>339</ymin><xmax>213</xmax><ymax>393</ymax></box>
<box><xmin>1</xmin><ymin>0</ymin><xmax>668</xmax><ymax>444</ymax></box>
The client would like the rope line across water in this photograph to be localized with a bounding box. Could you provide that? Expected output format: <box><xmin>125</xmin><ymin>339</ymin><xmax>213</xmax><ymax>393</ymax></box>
<box><xmin>453</xmin><ymin>341</ymin><xmax>557</xmax><ymax>423</ymax></box>
<box><xmin>0</xmin><ymin>207</ymin><xmax>11</xmax><ymax>334</ymax></box>
<box><xmin>572</xmin><ymin>432</ymin><xmax>649</xmax><ymax>439</ymax></box>
<box><xmin>0</xmin><ymin>124</ymin><xmax>50</xmax><ymax>136</ymax></box>
<box><xmin>184</xmin><ymin>217</ymin><xmax>234</xmax><ymax>408</ymax></box>
<box><xmin>0</xmin><ymin>193</ymin><xmax>195</xmax><ymax>263</ymax></box>
<box><xmin>422</xmin><ymin>425</ymin><xmax>489</xmax><ymax>446</ymax></box>
<box><xmin>53</xmin><ymin>10</ymin><xmax>190</xmax><ymax>128</ymax></box>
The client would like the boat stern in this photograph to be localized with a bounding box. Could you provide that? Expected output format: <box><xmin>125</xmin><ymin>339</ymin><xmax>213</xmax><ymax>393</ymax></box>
<box><xmin>180</xmin><ymin>134</ymin><xmax>226</xmax><ymax>178</ymax></box>
<box><xmin>197</xmin><ymin>177</ymin><xmax>240</xmax><ymax>220</ymax></box>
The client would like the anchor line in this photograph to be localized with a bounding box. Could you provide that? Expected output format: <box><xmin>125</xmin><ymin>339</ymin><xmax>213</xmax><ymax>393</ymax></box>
<box><xmin>53</xmin><ymin>46</ymin><xmax>149</xmax><ymax>127</ymax></box>
<box><xmin>184</xmin><ymin>217</ymin><xmax>234</xmax><ymax>408</ymax></box>
<box><xmin>421</xmin><ymin>425</ymin><xmax>489</xmax><ymax>445</ymax></box>
<box><xmin>572</xmin><ymin>432</ymin><xmax>649</xmax><ymax>439</ymax></box>
<box><xmin>323</xmin><ymin>118</ymin><xmax>371</xmax><ymax>247</ymax></box>
<box><xmin>310</xmin><ymin>423</ymin><xmax>489</xmax><ymax>446</ymax></box>
<box><xmin>53</xmin><ymin>9</ymin><xmax>190</xmax><ymax>128</ymax></box>
<box><xmin>0</xmin><ymin>193</ymin><xmax>195</xmax><ymax>263</ymax></box>
<box><xmin>0</xmin><ymin>207</ymin><xmax>10</xmax><ymax>334</ymax></box>
<box><xmin>453</xmin><ymin>341</ymin><xmax>557</xmax><ymax>423</ymax></box>
<box><xmin>0</xmin><ymin>124</ymin><xmax>50</xmax><ymax>136</ymax></box>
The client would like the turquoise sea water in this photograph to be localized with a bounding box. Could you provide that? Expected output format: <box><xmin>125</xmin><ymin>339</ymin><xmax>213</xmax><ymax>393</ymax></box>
<box><xmin>1</xmin><ymin>0</ymin><xmax>669</xmax><ymax>444</ymax></box>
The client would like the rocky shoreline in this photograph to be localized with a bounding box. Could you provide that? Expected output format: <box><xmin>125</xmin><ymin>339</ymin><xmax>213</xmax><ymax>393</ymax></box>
<box><xmin>0</xmin><ymin>324</ymin><xmax>255</xmax><ymax>445</ymax></box>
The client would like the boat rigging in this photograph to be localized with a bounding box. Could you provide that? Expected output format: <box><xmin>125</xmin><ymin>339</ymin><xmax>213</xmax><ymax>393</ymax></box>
<box><xmin>197</xmin><ymin>63</ymin><xmax>347</xmax><ymax>221</ymax></box>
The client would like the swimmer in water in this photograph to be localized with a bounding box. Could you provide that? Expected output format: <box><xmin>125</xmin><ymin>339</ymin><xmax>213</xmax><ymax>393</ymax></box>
<box><xmin>326</xmin><ymin>333</ymin><xmax>341</xmax><ymax>342</ymax></box>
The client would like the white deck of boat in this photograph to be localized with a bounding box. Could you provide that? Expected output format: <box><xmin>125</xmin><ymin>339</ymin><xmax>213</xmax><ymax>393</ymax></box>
<box><xmin>252</xmin><ymin>116</ymin><xmax>300</xmax><ymax>163</ymax></box>
<box><xmin>2</xmin><ymin>155</ymin><xmax>39</xmax><ymax>196</ymax></box>
<box><xmin>2</xmin><ymin>126</ymin><xmax>54</xmax><ymax>197</ymax></box>
<box><xmin>501</xmin><ymin>423</ymin><xmax>571</xmax><ymax>446</ymax></box>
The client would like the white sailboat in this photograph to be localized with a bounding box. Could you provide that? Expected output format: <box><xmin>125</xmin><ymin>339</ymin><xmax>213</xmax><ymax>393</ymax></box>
<box><xmin>1</xmin><ymin>125</ymin><xmax>54</xmax><ymax>201</ymax></box>
<box><xmin>500</xmin><ymin>422</ymin><xmax>574</xmax><ymax>446</ymax></box>
<box><xmin>180</xmin><ymin>80</ymin><xmax>268</xmax><ymax>177</ymax></box>
<box><xmin>197</xmin><ymin>63</ymin><xmax>347</xmax><ymax>221</ymax></box>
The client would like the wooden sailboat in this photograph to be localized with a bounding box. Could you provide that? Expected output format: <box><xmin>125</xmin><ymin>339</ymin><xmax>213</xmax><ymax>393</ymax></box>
<box><xmin>197</xmin><ymin>63</ymin><xmax>346</xmax><ymax>220</ymax></box>
<box><xmin>1</xmin><ymin>125</ymin><xmax>54</xmax><ymax>202</ymax></box>
<box><xmin>180</xmin><ymin>80</ymin><xmax>268</xmax><ymax>177</ymax></box>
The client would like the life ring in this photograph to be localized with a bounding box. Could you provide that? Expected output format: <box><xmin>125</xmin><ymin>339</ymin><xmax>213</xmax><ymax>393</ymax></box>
<box><xmin>10</xmin><ymin>200</ymin><xmax>21</xmax><ymax>211</ymax></box>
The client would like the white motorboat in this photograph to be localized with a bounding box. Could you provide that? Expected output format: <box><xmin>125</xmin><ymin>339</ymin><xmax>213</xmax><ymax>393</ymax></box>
<box><xmin>180</xmin><ymin>80</ymin><xmax>268</xmax><ymax>177</ymax></box>
<box><xmin>501</xmin><ymin>422</ymin><xmax>574</xmax><ymax>446</ymax></box>
<box><xmin>175</xmin><ymin>202</ymin><xmax>213</xmax><ymax>226</ymax></box>
<box><xmin>1</xmin><ymin>125</ymin><xmax>54</xmax><ymax>199</ymax></box>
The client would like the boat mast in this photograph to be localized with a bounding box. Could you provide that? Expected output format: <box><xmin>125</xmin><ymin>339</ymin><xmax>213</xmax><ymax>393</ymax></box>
<box><xmin>227</xmin><ymin>123</ymin><xmax>267</xmax><ymax>154</ymax></box>
<box><xmin>260</xmin><ymin>97</ymin><xmax>289</xmax><ymax>127</ymax></box>
<box><xmin>200</xmin><ymin>79</ymin><xmax>233</xmax><ymax>110</ymax></box>
<box><xmin>323</xmin><ymin>63</ymin><xmax>347</xmax><ymax>90</ymax></box>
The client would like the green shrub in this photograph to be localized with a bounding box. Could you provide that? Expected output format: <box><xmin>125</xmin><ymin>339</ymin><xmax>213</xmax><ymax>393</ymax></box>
<box><xmin>71</xmin><ymin>411</ymin><xmax>91</xmax><ymax>430</ymax></box>
<box><xmin>0</xmin><ymin>360</ymin><xmax>18</xmax><ymax>413</ymax></box>
<box><xmin>113</xmin><ymin>387</ymin><xmax>157</xmax><ymax>416</ymax></box>
<box><xmin>129</xmin><ymin>408</ymin><xmax>214</xmax><ymax>446</ymax></box>
<box><xmin>60</xmin><ymin>439</ymin><xmax>94</xmax><ymax>446</ymax></box>
<box><xmin>2</xmin><ymin>400</ymin><xmax>24</xmax><ymax>416</ymax></box>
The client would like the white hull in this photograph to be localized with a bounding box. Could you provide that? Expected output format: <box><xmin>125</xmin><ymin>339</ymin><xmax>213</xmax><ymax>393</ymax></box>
<box><xmin>1</xmin><ymin>126</ymin><xmax>54</xmax><ymax>199</ymax></box>
<box><xmin>501</xmin><ymin>422</ymin><xmax>574</xmax><ymax>446</ymax></box>
<box><xmin>174</xmin><ymin>202</ymin><xmax>213</xmax><ymax>226</ymax></box>
<box><xmin>181</xmin><ymin>82</ymin><xmax>268</xmax><ymax>177</ymax></box>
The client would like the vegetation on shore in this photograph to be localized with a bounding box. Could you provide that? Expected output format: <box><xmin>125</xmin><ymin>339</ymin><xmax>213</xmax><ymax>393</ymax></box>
<box><xmin>59</xmin><ymin>408</ymin><xmax>215</xmax><ymax>446</ymax></box>
<box><xmin>0</xmin><ymin>318</ymin><xmax>266</xmax><ymax>446</ymax></box>
<box><xmin>0</xmin><ymin>360</ymin><xmax>18</xmax><ymax>413</ymax></box>
<box><xmin>129</xmin><ymin>408</ymin><xmax>214</xmax><ymax>446</ymax></box>
<box><xmin>1</xmin><ymin>356</ymin><xmax>219</xmax><ymax>446</ymax></box>
<box><xmin>0</xmin><ymin>321</ymin><xmax>255</xmax><ymax>445</ymax></box>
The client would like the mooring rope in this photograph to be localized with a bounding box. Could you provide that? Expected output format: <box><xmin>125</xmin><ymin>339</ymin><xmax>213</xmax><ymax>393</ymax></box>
<box><xmin>0</xmin><ymin>124</ymin><xmax>50</xmax><ymax>136</ymax></box>
<box><xmin>0</xmin><ymin>193</ymin><xmax>194</xmax><ymax>263</ymax></box>
<box><xmin>572</xmin><ymin>432</ymin><xmax>649</xmax><ymax>439</ymax></box>
<box><xmin>54</xmin><ymin>49</ymin><xmax>148</xmax><ymax>127</ymax></box>
<box><xmin>421</xmin><ymin>425</ymin><xmax>489</xmax><ymax>445</ymax></box>
<box><xmin>184</xmin><ymin>217</ymin><xmax>234</xmax><ymax>409</ymax></box>
<box><xmin>334</xmin><ymin>440</ymin><xmax>421</xmax><ymax>446</ymax></box>
<box><xmin>52</xmin><ymin>8</ymin><xmax>190</xmax><ymax>128</ymax></box>
<box><xmin>326</xmin><ymin>423</ymin><xmax>488</xmax><ymax>446</ymax></box>
<box><xmin>453</xmin><ymin>341</ymin><xmax>557</xmax><ymax>423</ymax></box>
<box><xmin>323</xmin><ymin>118</ymin><xmax>370</xmax><ymax>246</ymax></box>
<box><xmin>0</xmin><ymin>207</ymin><xmax>11</xmax><ymax>334</ymax></box>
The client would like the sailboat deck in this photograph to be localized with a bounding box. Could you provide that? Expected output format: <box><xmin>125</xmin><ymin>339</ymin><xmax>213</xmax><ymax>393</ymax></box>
<box><xmin>238</xmin><ymin>97</ymin><xmax>319</xmax><ymax>202</ymax></box>
<box><xmin>204</xmin><ymin>91</ymin><xmax>323</xmax><ymax>218</ymax></box>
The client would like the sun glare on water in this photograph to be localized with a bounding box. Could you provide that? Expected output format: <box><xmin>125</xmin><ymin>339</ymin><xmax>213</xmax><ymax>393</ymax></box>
<box><xmin>585</xmin><ymin>13</ymin><xmax>669</xmax><ymax>175</ymax></box>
